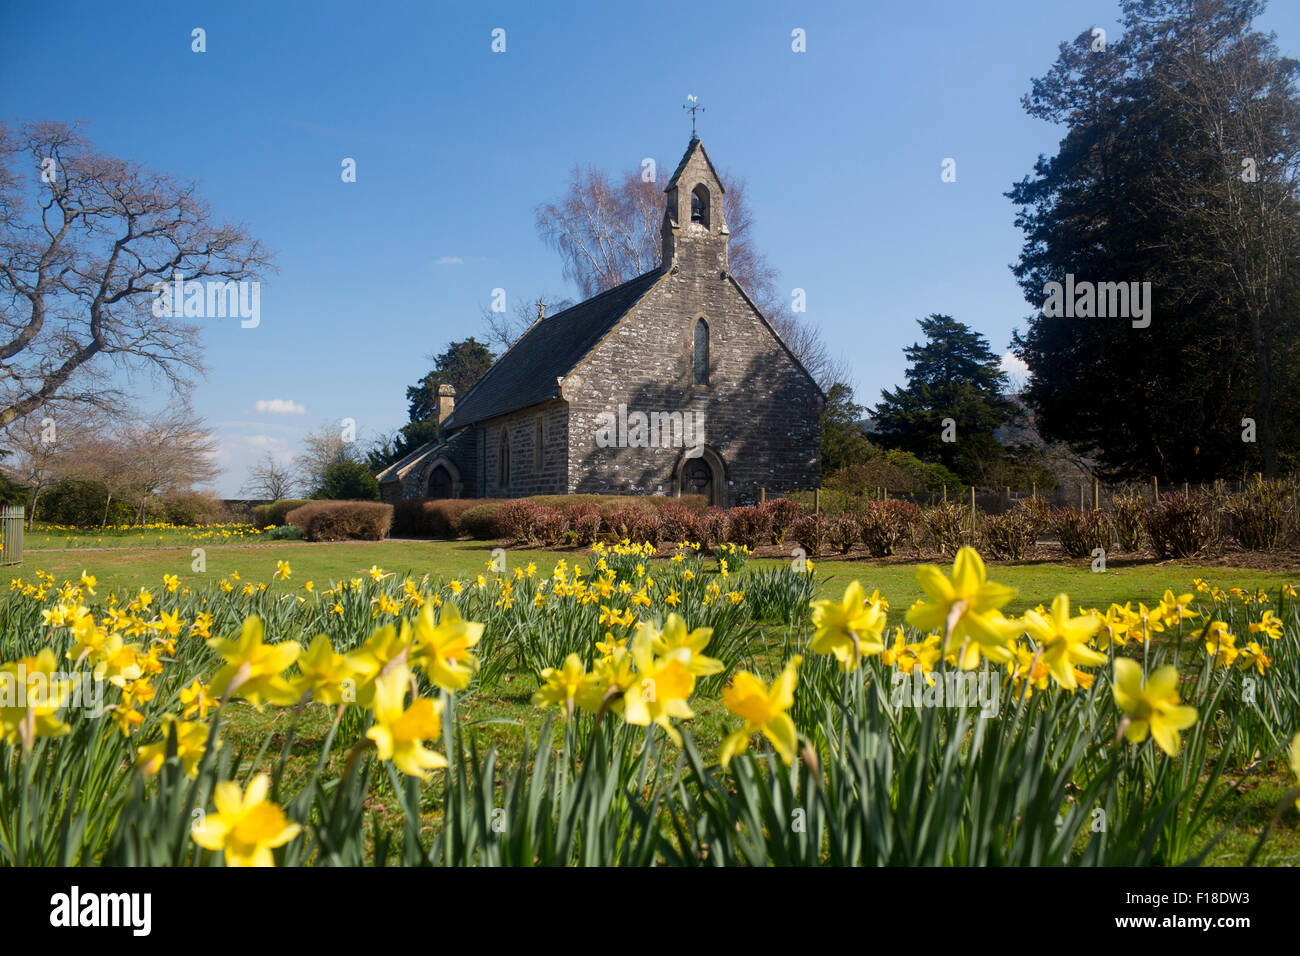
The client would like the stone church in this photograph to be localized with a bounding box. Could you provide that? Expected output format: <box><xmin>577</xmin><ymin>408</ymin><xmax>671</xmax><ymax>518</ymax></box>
<box><xmin>376</xmin><ymin>137</ymin><xmax>824</xmax><ymax>508</ymax></box>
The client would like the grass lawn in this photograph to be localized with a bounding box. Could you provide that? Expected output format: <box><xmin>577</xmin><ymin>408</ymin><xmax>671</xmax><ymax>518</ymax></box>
<box><xmin>12</xmin><ymin>537</ymin><xmax>1299</xmax><ymax>614</ymax></box>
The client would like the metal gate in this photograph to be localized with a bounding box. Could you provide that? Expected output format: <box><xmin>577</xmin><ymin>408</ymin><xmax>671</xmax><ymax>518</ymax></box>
<box><xmin>1</xmin><ymin>504</ymin><xmax>23</xmax><ymax>566</ymax></box>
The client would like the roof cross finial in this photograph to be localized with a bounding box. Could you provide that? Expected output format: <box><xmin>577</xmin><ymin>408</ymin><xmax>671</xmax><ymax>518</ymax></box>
<box><xmin>683</xmin><ymin>95</ymin><xmax>704</xmax><ymax>140</ymax></box>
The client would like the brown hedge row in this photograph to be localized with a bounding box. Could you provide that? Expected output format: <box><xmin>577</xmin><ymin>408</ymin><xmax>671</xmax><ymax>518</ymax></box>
<box><xmin>285</xmin><ymin>501</ymin><xmax>393</xmax><ymax>541</ymax></box>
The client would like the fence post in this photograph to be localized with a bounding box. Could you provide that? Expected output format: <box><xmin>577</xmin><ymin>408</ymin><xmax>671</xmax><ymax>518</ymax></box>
<box><xmin>1</xmin><ymin>505</ymin><xmax>23</xmax><ymax>567</ymax></box>
<box><xmin>758</xmin><ymin>487</ymin><xmax>765</xmax><ymax>505</ymax></box>
<box><xmin>970</xmin><ymin>486</ymin><xmax>976</xmax><ymax>540</ymax></box>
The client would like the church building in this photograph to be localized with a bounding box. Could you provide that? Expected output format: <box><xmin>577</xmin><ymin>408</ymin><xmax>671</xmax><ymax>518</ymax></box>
<box><xmin>376</xmin><ymin>137</ymin><xmax>824</xmax><ymax>507</ymax></box>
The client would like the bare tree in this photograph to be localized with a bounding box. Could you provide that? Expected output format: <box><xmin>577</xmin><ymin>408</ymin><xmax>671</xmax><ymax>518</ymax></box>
<box><xmin>535</xmin><ymin>164</ymin><xmax>838</xmax><ymax>389</ymax></box>
<box><xmin>0</xmin><ymin>120</ymin><xmax>273</xmax><ymax>429</ymax></box>
<box><xmin>2</xmin><ymin>409</ymin><xmax>102</xmax><ymax>527</ymax></box>
<box><xmin>481</xmin><ymin>292</ymin><xmax>575</xmax><ymax>351</ymax></box>
<box><xmin>241</xmin><ymin>451</ymin><xmax>296</xmax><ymax>501</ymax></box>
<box><xmin>296</xmin><ymin>420</ymin><xmax>364</xmax><ymax>496</ymax></box>
<box><xmin>114</xmin><ymin>403</ymin><xmax>220</xmax><ymax>524</ymax></box>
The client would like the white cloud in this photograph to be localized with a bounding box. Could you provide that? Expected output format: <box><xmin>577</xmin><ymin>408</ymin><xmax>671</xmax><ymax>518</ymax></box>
<box><xmin>255</xmin><ymin>398</ymin><xmax>306</xmax><ymax>415</ymax></box>
<box><xmin>433</xmin><ymin>256</ymin><xmax>463</xmax><ymax>265</ymax></box>
<box><xmin>1000</xmin><ymin>352</ymin><xmax>1029</xmax><ymax>377</ymax></box>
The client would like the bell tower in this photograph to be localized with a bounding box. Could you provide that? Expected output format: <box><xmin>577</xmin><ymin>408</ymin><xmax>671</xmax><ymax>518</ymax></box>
<box><xmin>661</xmin><ymin>137</ymin><xmax>729</xmax><ymax>276</ymax></box>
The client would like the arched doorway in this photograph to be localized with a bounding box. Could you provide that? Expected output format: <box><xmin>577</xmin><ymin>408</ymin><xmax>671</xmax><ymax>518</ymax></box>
<box><xmin>673</xmin><ymin>446</ymin><xmax>726</xmax><ymax>506</ymax></box>
<box><xmin>428</xmin><ymin>465</ymin><xmax>454</xmax><ymax>499</ymax></box>
<box><xmin>682</xmin><ymin>457</ymin><xmax>713</xmax><ymax>504</ymax></box>
<box><xmin>423</xmin><ymin>456</ymin><xmax>462</xmax><ymax>499</ymax></box>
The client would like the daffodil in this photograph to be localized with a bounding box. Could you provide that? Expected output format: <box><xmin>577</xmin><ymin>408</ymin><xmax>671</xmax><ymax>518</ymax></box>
<box><xmin>344</xmin><ymin>623</ymin><xmax>411</xmax><ymax>706</ymax></box>
<box><xmin>1203</xmin><ymin>621</ymin><xmax>1239</xmax><ymax>667</ymax></box>
<box><xmin>191</xmin><ymin>773</ymin><xmax>302</xmax><ymax>867</ymax></box>
<box><xmin>1112</xmin><ymin>658</ymin><xmax>1197</xmax><ymax>756</ymax></box>
<box><xmin>0</xmin><ymin>648</ymin><xmax>72</xmax><ymax>748</ymax></box>
<box><xmin>646</xmin><ymin>614</ymin><xmax>723</xmax><ymax>676</ymax></box>
<box><xmin>206</xmin><ymin>616</ymin><xmax>301</xmax><ymax>707</ymax></box>
<box><xmin>905</xmin><ymin>547</ymin><xmax>1017</xmax><ymax>669</ymax></box>
<box><xmin>135</xmin><ymin>715</ymin><xmax>210</xmax><ymax>778</ymax></box>
<box><xmin>1021</xmin><ymin>594</ymin><xmax>1106</xmax><ymax>690</ymax></box>
<box><xmin>1249</xmin><ymin>610</ymin><xmax>1283</xmax><ymax>641</ymax></box>
<box><xmin>365</xmin><ymin>664</ymin><xmax>447</xmax><ymax>779</ymax></box>
<box><xmin>1289</xmin><ymin>734</ymin><xmax>1300</xmax><ymax>812</ymax></box>
<box><xmin>407</xmin><ymin>601</ymin><xmax>482</xmax><ymax>691</ymax></box>
<box><xmin>292</xmin><ymin>634</ymin><xmax>359</xmax><ymax>704</ymax></box>
<box><xmin>810</xmin><ymin>581</ymin><xmax>887</xmax><ymax>670</ymax></box>
<box><xmin>532</xmin><ymin>653</ymin><xmax>593</xmax><ymax>716</ymax></box>
<box><xmin>179</xmin><ymin>678</ymin><xmax>218</xmax><ymax>720</ymax></box>
<box><xmin>621</xmin><ymin>631</ymin><xmax>695</xmax><ymax>745</ymax></box>
<box><xmin>720</xmin><ymin>656</ymin><xmax>801</xmax><ymax>767</ymax></box>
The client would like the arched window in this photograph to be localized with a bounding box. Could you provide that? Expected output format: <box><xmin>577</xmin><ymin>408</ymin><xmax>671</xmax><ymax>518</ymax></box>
<box><xmin>534</xmin><ymin>417</ymin><xmax>544</xmax><ymax>471</ymax></box>
<box><xmin>498</xmin><ymin>430</ymin><xmax>510</xmax><ymax>489</ymax></box>
<box><xmin>693</xmin><ymin>319</ymin><xmax>709</xmax><ymax>386</ymax></box>
<box><xmin>691</xmin><ymin>185</ymin><xmax>709</xmax><ymax>228</ymax></box>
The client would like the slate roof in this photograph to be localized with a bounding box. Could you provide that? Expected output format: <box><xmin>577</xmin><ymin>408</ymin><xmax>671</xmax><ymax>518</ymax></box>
<box><xmin>441</xmin><ymin>268</ymin><xmax>664</xmax><ymax>430</ymax></box>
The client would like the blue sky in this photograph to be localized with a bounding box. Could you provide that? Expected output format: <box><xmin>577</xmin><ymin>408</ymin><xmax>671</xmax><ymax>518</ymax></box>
<box><xmin>2</xmin><ymin>0</ymin><xmax>1296</xmax><ymax>496</ymax></box>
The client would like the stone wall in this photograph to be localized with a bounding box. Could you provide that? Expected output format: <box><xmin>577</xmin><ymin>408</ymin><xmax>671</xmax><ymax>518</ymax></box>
<box><xmin>479</xmin><ymin>400</ymin><xmax>568</xmax><ymax>498</ymax></box>
<box><xmin>563</xmin><ymin>270</ymin><xmax>822</xmax><ymax>506</ymax></box>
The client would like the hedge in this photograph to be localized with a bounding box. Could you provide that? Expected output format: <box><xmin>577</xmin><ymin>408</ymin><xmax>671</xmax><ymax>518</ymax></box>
<box><xmin>252</xmin><ymin>499</ymin><xmax>313</xmax><ymax>527</ymax></box>
<box><xmin>284</xmin><ymin>501</ymin><xmax>393</xmax><ymax>541</ymax></box>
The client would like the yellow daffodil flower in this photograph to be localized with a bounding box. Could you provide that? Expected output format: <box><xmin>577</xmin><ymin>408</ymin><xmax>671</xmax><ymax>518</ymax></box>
<box><xmin>1112</xmin><ymin>658</ymin><xmax>1197</xmax><ymax>757</ymax></box>
<box><xmin>720</xmin><ymin>655</ymin><xmax>801</xmax><ymax>767</ymax></box>
<box><xmin>191</xmin><ymin>774</ymin><xmax>301</xmax><ymax>867</ymax></box>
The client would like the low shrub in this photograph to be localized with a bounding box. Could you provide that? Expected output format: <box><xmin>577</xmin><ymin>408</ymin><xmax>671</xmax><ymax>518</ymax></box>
<box><xmin>162</xmin><ymin>491</ymin><xmax>229</xmax><ymax>526</ymax></box>
<box><xmin>1225</xmin><ymin>478</ymin><xmax>1290</xmax><ymax>551</ymax></box>
<box><xmin>285</xmin><ymin>501</ymin><xmax>393</xmax><ymax>542</ymax></box>
<box><xmin>860</xmin><ymin>498</ymin><xmax>920</xmax><ymax>557</ymax></box>
<box><xmin>602</xmin><ymin>505</ymin><xmax>644</xmax><ymax>541</ymax></box>
<box><xmin>499</xmin><ymin>499</ymin><xmax>543</xmax><ymax>544</ymax></box>
<box><xmin>726</xmin><ymin>505</ymin><xmax>773</xmax><ymax>550</ymax></box>
<box><xmin>980</xmin><ymin>501</ymin><xmax>1041</xmax><ymax>561</ymax></box>
<box><xmin>626</xmin><ymin>508</ymin><xmax>662</xmax><ymax>546</ymax></box>
<box><xmin>828</xmin><ymin>512</ymin><xmax>860</xmax><ymax>554</ymax></box>
<box><xmin>391</xmin><ymin>499</ymin><xmax>484</xmax><ymax>538</ymax></box>
<box><xmin>567</xmin><ymin>503</ymin><xmax>602</xmax><ymax>546</ymax></box>
<box><xmin>823</xmin><ymin>448</ymin><xmax>962</xmax><ymax>496</ymax></box>
<box><xmin>768</xmin><ymin>498</ymin><xmax>803</xmax><ymax>545</ymax></box>
<box><xmin>1054</xmin><ymin>508</ymin><xmax>1113</xmax><ymax>558</ymax></box>
<box><xmin>1144</xmin><ymin>492</ymin><xmax>1216</xmax><ymax>559</ymax></box>
<box><xmin>794</xmin><ymin>513</ymin><xmax>831</xmax><ymax>558</ymax></box>
<box><xmin>656</xmin><ymin>501</ymin><xmax>703</xmax><ymax>545</ymax></box>
<box><xmin>36</xmin><ymin>478</ymin><xmax>136</xmax><ymax>526</ymax></box>
<box><xmin>459</xmin><ymin>503</ymin><xmax>504</xmax><ymax>540</ymax></box>
<box><xmin>533</xmin><ymin>507</ymin><xmax>569</xmax><ymax>546</ymax></box>
<box><xmin>252</xmin><ymin>499</ymin><xmax>312</xmax><ymax>528</ymax></box>
<box><xmin>923</xmin><ymin>501</ymin><xmax>971</xmax><ymax>555</ymax></box>
<box><xmin>1110</xmin><ymin>493</ymin><xmax>1146</xmax><ymax>552</ymax></box>
<box><xmin>700</xmin><ymin>508</ymin><xmax>729</xmax><ymax>548</ymax></box>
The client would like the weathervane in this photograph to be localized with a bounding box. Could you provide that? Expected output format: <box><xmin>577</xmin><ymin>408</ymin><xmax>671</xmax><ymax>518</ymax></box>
<box><xmin>683</xmin><ymin>95</ymin><xmax>704</xmax><ymax>139</ymax></box>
